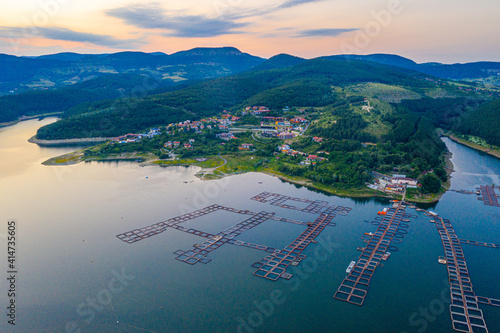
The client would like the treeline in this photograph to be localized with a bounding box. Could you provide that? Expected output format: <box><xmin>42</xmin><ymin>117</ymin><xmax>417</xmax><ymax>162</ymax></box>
<box><xmin>244</xmin><ymin>81</ymin><xmax>336</xmax><ymax>109</ymax></box>
<box><xmin>396</xmin><ymin>97</ymin><xmax>484</xmax><ymax>129</ymax></box>
<box><xmin>36</xmin><ymin>57</ymin><xmax>435</xmax><ymax>140</ymax></box>
<box><xmin>0</xmin><ymin>74</ymin><xmax>176</xmax><ymax>123</ymax></box>
<box><xmin>0</xmin><ymin>89</ymin><xmax>107</xmax><ymax>122</ymax></box>
<box><xmin>457</xmin><ymin>99</ymin><xmax>500</xmax><ymax>146</ymax></box>
<box><xmin>37</xmin><ymin>104</ymin><xmax>188</xmax><ymax>139</ymax></box>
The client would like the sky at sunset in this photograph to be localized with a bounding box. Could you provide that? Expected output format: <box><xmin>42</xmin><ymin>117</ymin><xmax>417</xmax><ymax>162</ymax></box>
<box><xmin>0</xmin><ymin>0</ymin><xmax>498</xmax><ymax>63</ymax></box>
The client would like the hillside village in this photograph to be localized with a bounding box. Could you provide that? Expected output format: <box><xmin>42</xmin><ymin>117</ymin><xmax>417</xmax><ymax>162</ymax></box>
<box><xmin>64</xmin><ymin>95</ymin><xmax>449</xmax><ymax>203</ymax></box>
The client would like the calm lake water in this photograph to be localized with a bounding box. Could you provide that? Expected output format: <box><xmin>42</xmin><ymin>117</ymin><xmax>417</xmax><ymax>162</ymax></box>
<box><xmin>0</xmin><ymin>119</ymin><xmax>498</xmax><ymax>333</ymax></box>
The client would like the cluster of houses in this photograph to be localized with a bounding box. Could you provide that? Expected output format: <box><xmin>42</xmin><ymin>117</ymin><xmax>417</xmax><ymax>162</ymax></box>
<box><xmin>369</xmin><ymin>171</ymin><xmax>419</xmax><ymax>193</ymax></box>
<box><xmin>164</xmin><ymin>138</ymin><xmax>195</xmax><ymax>150</ymax></box>
<box><xmin>167</xmin><ymin>115</ymin><xmax>239</xmax><ymax>134</ymax></box>
<box><xmin>216</xmin><ymin>132</ymin><xmax>237</xmax><ymax>141</ymax></box>
<box><xmin>258</xmin><ymin>115</ymin><xmax>308</xmax><ymax>140</ymax></box>
<box><xmin>244</xmin><ymin>106</ymin><xmax>271</xmax><ymax>115</ymax></box>
<box><xmin>111</xmin><ymin>128</ymin><xmax>161</xmax><ymax>144</ymax></box>
<box><xmin>278</xmin><ymin>144</ymin><xmax>326</xmax><ymax>165</ymax></box>
<box><xmin>110</xmin><ymin>106</ymin><xmax>311</xmax><ymax>151</ymax></box>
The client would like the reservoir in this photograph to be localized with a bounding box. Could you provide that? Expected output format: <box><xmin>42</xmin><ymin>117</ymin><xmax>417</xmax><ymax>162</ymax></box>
<box><xmin>0</xmin><ymin>119</ymin><xmax>498</xmax><ymax>332</ymax></box>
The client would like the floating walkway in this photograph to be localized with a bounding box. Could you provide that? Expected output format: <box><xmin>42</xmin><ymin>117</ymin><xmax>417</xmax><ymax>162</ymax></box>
<box><xmin>450</xmin><ymin>189</ymin><xmax>476</xmax><ymax>195</ymax></box>
<box><xmin>251</xmin><ymin>192</ymin><xmax>351</xmax><ymax>216</ymax></box>
<box><xmin>477</xmin><ymin>185</ymin><xmax>500</xmax><ymax>207</ymax></box>
<box><xmin>333</xmin><ymin>201</ymin><xmax>414</xmax><ymax>306</ymax></box>
<box><xmin>459</xmin><ymin>239</ymin><xmax>500</xmax><ymax>249</ymax></box>
<box><xmin>253</xmin><ymin>206</ymin><xmax>345</xmax><ymax>281</ymax></box>
<box><xmin>174</xmin><ymin>211</ymin><xmax>276</xmax><ymax>265</ymax></box>
<box><xmin>432</xmin><ymin>216</ymin><xmax>489</xmax><ymax>333</ymax></box>
<box><xmin>476</xmin><ymin>296</ymin><xmax>500</xmax><ymax>308</ymax></box>
<box><xmin>116</xmin><ymin>204</ymin><xmax>223</xmax><ymax>244</ymax></box>
<box><xmin>117</xmin><ymin>192</ymin><xmax>350</xmax><ymax>275</ymax></box>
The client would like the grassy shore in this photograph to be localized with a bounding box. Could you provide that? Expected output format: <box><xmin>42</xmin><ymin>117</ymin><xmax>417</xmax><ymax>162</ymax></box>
<box><xmin>447</xmin><ymin>134</ymin><xmax>500</xmax><ymax>159</ymax></box>
<box><xmin>43</xmin><ymin>150</ymin><xmax>448</xmax><ymax>203</ymax></box>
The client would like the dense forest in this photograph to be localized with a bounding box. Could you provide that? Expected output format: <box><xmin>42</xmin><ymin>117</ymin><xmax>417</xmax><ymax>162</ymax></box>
<box><xmin>457</xmin><ymin>99</ymin><xmax>500</xmax><ymax>146</ymax></box>
<box><xmin>35</xmin><ymin>58</ymin><xmax>435</xmax><ymax>139</ymax></box>
<box><xmin>0</xmin><ymin>74</ymin><xmax>181</xmax><ymax>123</ymax></box>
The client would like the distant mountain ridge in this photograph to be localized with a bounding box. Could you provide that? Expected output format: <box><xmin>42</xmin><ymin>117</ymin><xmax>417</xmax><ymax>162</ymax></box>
<box><xmin>2</xmin><ymin>48</ymin><xmax>500</xmax><ymax>98</ymax></box>
<box><xmin>328</xmin><ymin>54</ymin><xmax>500</xmax><ymax>81</ymax></box>
<box><xmin>0</xmin><ymin>47</ymin><xmax>265</xmax><ymax>96</ymax></box>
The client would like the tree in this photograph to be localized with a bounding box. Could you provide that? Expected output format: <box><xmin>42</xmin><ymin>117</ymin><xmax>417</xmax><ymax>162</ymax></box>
<box><xmin>420</xmin><ymin>173</ymin><xmax>441</xmax><ymax>194</ymax></box>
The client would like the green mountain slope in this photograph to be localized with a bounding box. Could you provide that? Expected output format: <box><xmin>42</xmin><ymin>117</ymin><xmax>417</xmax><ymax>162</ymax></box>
<box><xmin>457</xmin><ymin>99</ymin><xmax>500</xmax><ymax>146</ymax></box>
<box><xmin>0</xmin><ymin>74</ymin><xmax>182</xmax><ymax>122</ymax></box>
<box><xmin>36</xmin><ymin>57</ymin><xmax>436</xmax><ymax>139</ymax></box>
<box><xmin>0</xmin><ymin>47</ymin><xmax>265</xmax><ymax>98</ymax></box>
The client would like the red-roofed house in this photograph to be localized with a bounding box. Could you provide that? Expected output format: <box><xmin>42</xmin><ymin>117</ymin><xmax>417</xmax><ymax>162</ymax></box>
<box><xmin>312</xmin><ymin>137</ymin><xmax>323</xmax><ymax>143</ymax></box>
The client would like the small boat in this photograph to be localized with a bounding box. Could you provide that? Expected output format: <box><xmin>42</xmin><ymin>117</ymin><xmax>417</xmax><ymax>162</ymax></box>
<box><xmin>364</xmin><ymin>232</ymin><xmax>374</xmax><ymax>236</ymax></box>
<box><xmin>346</xmin><ymin>261</ymin><xmax>356</xmax><ymax>274</ymax></box>
<box><xmin>381</xmin><ymin>252</ymin><xmax>391</xmax><ymax>261</ymax></box>
<box><xmin>378</xmin><ymin>207</ymin><xmax>389</xmax><ymax>215</ymax></box>
<box><xmin>438</xmin><ymin>256</ymin><xmax>447</xmax><ymax>264</ymax></box>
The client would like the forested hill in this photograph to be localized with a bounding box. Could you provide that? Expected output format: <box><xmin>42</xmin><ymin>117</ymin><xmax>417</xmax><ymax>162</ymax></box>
<box><xmin>457</xmin><ymin>99</ymin><xmax>500</xmax><ymax>146</ymax></box>
<box><xmin>35</xmin><ymin>57</ymin><xmax>436</xmax><ymax>139</ymax></box>
<box><xmin>0</xmin><ymin>47</ymin><xmax>265</xmax><ymax>97</ymax></box>
<box><xmin>328</xmin><ymin>54</ymin><xmax>500</xmax><ymax>81</ymax></box>
<box><xmin>0</xmin><ymin>74</ymin><xmax>189</xmax><ymax>123</ymax></box>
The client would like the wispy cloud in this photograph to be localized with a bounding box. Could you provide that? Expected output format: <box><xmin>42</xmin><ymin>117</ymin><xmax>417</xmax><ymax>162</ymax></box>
<box><xmin>0</xmin><ymin>26</ymin><xmax>144</xmax><ymax>49</ymax></box>
<box><xmin>224</xmin><ymin>0</ymin><xmax>328</xmax><ymax>20</ymax></box>
<box><xmin>295</xmin><ymin>28</ymin><xmax>358</xmax><ymax>37</ymax></box>
<box><xmin>278</xmin><ymin>0</ymin><xmax>327</xmax><ymax>9</ymax></box>
<box><xmin>107</xmin><ymin>3</ymin><xmax>247</xmax><ymax>38</ymax></box>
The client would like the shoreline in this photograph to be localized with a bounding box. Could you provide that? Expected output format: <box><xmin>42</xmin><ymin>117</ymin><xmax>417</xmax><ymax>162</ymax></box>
<box><xmin>29</xmin><ymin>135</ymin><xmax>112</xmax><ymax>147</ymax></box>
<box><xmin>0</xmin><ymin>113</ymin><xmax>63</xmax><ymax>128</ymax></box>
<box><xmin>446</xmin><ymin>134</ymin><xmax>500</xmax><ymax>160</ymax></box>
<box><xmin>41</xmin><ymin>150</ymin><xmax>445</xmax><ymax>203</ymax></box>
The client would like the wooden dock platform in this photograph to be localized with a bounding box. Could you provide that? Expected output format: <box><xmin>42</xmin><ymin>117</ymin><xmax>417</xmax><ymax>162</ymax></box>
<box><xmin>253</xmin><ymin>207</ymin><xmax>344</xmax><ymax>281</ymax></box>
<box><xmin>477</xmin><ymin>185</ymin><xmax>500</xmax><ymax>207</ymax></box>
<box><xmin>432</xmin><ymin>216</ymin><xmax>489</xmax><ymax>333</ymax></box>
<box><xmin>333</xmin><ymin>201</ymin><xmax>414</xmax><ymax>306</ymax></box>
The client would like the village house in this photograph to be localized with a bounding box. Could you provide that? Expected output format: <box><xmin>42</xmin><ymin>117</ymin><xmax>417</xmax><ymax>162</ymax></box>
<box><xmin>239</xmin><ymin>143</ymin><xmax>253</xmax><ymax>150</ymax></box>
<box><xmin>216</xmin><ymin>133</ymin><xmax>236</xmax><ymax>141</ymax></box>
<box><xmin>391</xmin><ymin>177</ymin><xmax>418</xmax><ymax>188</ymax></box>
<box><xmin>290</xmin><ymin>117</ymin><xmax>307</xmax><ymax>124</ymax></box>
<box><xmin>279</xmin><ymin>132</ymin><xmax>295</xmax><ymax>140</ymax></box>
<box><xmin>312</xmin><ymin>137</ymin><xmax>323</xmax><ymax>143</ymax></box>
